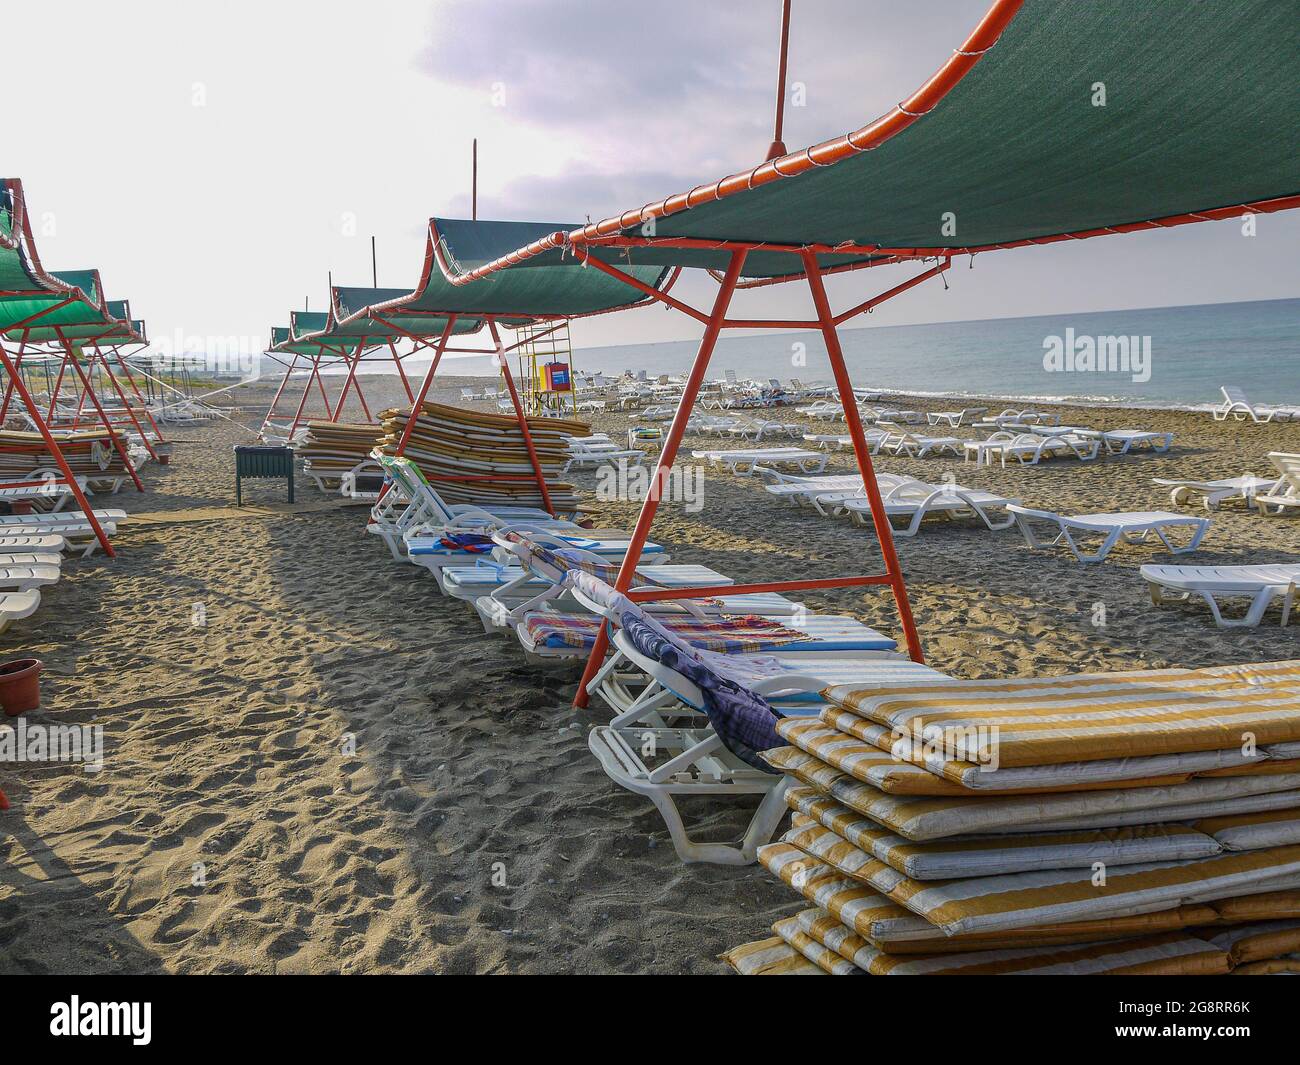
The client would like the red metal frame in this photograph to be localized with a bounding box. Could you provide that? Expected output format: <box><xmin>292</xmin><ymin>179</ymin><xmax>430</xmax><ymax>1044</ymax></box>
<box><xmin>569</xmin><ymin>248</ymin><xmax>947</xmax><ymax>707</ymax></box>
<box><xmin>108</xmin><ymin>348</ymin><xmax>167</xmax><ymax>445</ymax></box>
<box><xmin>56</xmin><ymin>332</ymin><xmax>145</xmax><ymax>493</ymax></box>
<box><xmin>0</xmin><ymin>341</ymin><xmax>116</xmax><ymax>557</ymax></box>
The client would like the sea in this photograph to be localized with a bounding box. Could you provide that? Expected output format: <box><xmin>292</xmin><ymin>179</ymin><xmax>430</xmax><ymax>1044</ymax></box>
<box><xmin>329</xmin><ymin>297</ymin><xmax>1300</xmax><ymax>412</ymax></box>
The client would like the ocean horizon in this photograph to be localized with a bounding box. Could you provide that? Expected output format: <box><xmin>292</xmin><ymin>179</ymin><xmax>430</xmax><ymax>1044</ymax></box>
<box><xmin>317</xmin><ymin>296</ymin><xmax>1299</xmax><ymax>412</ymax></box>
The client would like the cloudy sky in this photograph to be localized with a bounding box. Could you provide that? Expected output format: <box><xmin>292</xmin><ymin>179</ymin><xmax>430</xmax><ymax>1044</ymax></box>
<box><xmin>7</xmin><ymin>0</ymin><xmax>1296</xmax><ymax>359</ymax></box>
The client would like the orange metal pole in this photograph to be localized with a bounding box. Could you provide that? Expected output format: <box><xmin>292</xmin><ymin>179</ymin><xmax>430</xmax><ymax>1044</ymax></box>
<box><xmin>388</xmin><ymin>340</ymin><xmax>414</xmax><ymax>403</ymax></box>
<box><xmin>61</xmin><ymin>337</ymin><xmax>146</xmax><ymax>493</ymax></box>
<box><xmin>93</xmin><ymin>346</ymin><xmax>158</xmax><ymax>462</ymax></box>
<box><xmin>766</xmin><ymin>0</ymin><xmax>792</xmax><ymax>160</ymax></box>
<box><xmin>0</xmin><ymin>342</ymin><xmax>25</xmax><ymax>420</ymax></box>
<box><xmin>802</xmin><ymin>248</ymin><xmax>924</xmax><ymax>663</ymax></box>
<box><xmin>393</xmin><ymin>315</ymin><xmax>457</xmax><ymax>458</ymax></box>
<box><xmin>487</xmin><ymin>318</ymin><xmax>555</xmax><ymax>517</ymax></box>
<box><xmin>333</xmin><ymin>343</ymin><xmax>367</xmax><ymax>423</ymax></box>
<box><xmin>260</xmin><ymin>351</ymin><xmax>301</xmax><ymax>437</ymax></box>
<box><xmin>572</xmin><ymin>249</ymin><xmax>748</xmax><ymax>708</ymax></box>
<box><xmin>287</xmin><ymin>354</ymin><xmax>321</xmax><ymax>437</ymax></box>
<box><xmin>0</xmin><ymin>343</ymin><xmax>115</xmax><ymax>557</ymax></box>
<box><xmin>111</xmin><ymin>351</ymin><xmax>166</xmax><ymax>443</ymax></box>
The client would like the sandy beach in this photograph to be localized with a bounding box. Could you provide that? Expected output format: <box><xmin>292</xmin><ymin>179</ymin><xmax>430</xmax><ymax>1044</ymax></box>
<box><xmin>1</xmin><ymin>375</ymin><xmax>1297</xmax><ymax>974</ymax></box>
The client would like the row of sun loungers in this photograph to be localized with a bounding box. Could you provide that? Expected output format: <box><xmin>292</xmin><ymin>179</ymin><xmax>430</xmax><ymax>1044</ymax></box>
<box><xmin>725</xmin><ymin>659</ymin><xmax>1300</xmax><ymax>974</ymax></box>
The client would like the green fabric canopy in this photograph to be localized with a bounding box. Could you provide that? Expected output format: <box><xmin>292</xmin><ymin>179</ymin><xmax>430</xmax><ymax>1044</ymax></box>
<box><xmin>371</xmin><ymin>218</ymin><xmax>672</xmax><ymax>318</ymax></box>
<box><xmin>1</xmin><ymin>180</ymin><xmax>146</xmax><ymax>346</ymax></box>
<box><xmin>591</xmin><ymin>0</ymin><xmax>1298</xmax><ymax>273</ymax></box>
<box><xmin>268</xmin><ymin>285</ymin><xmax>484</xmax><ymax>357</ymax></box>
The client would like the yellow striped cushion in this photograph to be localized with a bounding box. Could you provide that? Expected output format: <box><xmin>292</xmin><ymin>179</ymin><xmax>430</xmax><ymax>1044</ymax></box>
<box><xmin>771</xmin><ymin>917</ymin><xmax>863</xmax><ymax>975</ymax></box>
<box><xmin>720</xmin><ymin>936</ymin><xmax>825</xmax><ymax>975</ymax></box>
<box><xmin>766</xmin><ymin>834</ymin><xmax>1300</xmax><ymax>936</ymax></box>
<box><xmin>1194</xmin><ymin>808</ymin><xmax>1300</xmax><ymax>851</ymax></box>
<box><xmin>820</xmin><ymin>707</ymin><xmax>1278</xmax><ymax>792</ymax></box>
<box><xmin>788</xmin><ymin>906</ymin><xmax>1229</xmax><ymax>975</ymax></box>
<box><xmin>1200</xmin><ymin>920</ymin><xmax>1300</xmax><ymax>965</ymax></box>
<box><xmin>1232</xmin><ymin>955</ymin><xmax>1300</xmax><ymax>975</ymax></box>
<box><xmin>823</xmin><ymin>660</ymin><xmax>1300</xmax><ymax>767</ymax></box>
<box><xmin>786</xmin><ymin>786</ymin><xmax>1221</xmax><ymax>879</ymax></box>
<box><xmin>764</xmin><ymin>745</ymin><xmax>1300</xmax><ymax>840</ymax></box>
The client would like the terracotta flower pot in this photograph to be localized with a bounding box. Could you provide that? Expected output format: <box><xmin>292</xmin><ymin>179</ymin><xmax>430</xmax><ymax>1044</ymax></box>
<box><xmin>0</xmin><ymin>658</ymin><xmax>42</xmax><ymax>716</ymax></box>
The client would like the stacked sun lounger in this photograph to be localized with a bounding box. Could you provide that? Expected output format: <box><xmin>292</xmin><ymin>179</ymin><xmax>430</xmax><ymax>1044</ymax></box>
<box><xmin>375</xmin><ymin>402</ymin><xmax>587</xmax><ymax>512</ymax></box>
<box><xmin>0</xmin><ymin>429</ymin><xmax>128</xmax><ymax>488</ymax></box>
<box><xmin>725</xmin><ymin>659</ymin><xmax>1300</xmax><ymax>975</ymax></box>
<box><xmin>297</xmin><ymin>420</ymin><xmax>383</xmax><ymax>489</ymax></box>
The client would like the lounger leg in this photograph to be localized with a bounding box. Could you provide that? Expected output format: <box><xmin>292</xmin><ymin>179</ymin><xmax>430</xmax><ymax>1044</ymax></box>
<box><xmin>737</xmin><ymin>776</ymin><xmax>792</xmax><ymax>863</ymax></box>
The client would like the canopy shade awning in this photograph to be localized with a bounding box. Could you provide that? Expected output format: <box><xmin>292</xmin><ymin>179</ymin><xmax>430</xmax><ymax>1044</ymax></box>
<box><xmin>368</xmin><ymin>217</ymin><xmax>676</xmax><ymax>320</ymax></box>
<box><xmin>268</xmin><ymin>325</ymin><xmax>370</xmax><ymax>358</ymax></box>
<box><xmin>459</xmin><ymin>0</ymin><xmax>1300</xmax><ymax>282</ymax></box>
<box><xmin>1</xmin><ymin>180</ymin><xmax>146</xmax><ymax>345</ymax></box>
<box><xmin>268</xmin><ymin>285</ymin><xmax>486</xmax><ymax>357</ymax></box>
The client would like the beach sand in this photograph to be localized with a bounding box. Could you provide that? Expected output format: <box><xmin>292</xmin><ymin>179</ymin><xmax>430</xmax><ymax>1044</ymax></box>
<box><xmin>1</xmin><ymin>375</ymin><xmax>1297</xmax><ymax>973</ymax></box>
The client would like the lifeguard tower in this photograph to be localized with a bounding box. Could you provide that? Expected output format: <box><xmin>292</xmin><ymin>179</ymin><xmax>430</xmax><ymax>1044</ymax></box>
<box><xmin>512</xmin><ymin>320</ymin><xmax>575</xmax><ymax>417</ymax></box>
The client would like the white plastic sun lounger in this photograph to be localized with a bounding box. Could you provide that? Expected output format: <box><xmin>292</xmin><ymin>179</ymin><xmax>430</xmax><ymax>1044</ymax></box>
<box><xmin>1073</xmin><ymin>428</ymin><xmax>1174</xmax><ymax>454</ymax></box>
<box><xmin>1213</xmin><ymin>386</ymin><xmax>1297</xmax><ymax>423</ymax></box>
<box><xmin>692</xmin><ymin>447</ymin><xmax>827</xmax><ymax>475</ymax></box>
<box><xmin>875</xmin><ymin>422</ymin><xmax>963</xmax><ymax>458</ymax></box>
<box><xmin>0</xmin><ymin>552</ymin><xmax>62</xmax><ymax>566</ymax></box>
<box><xmin>1154</xmin><ymin>473</ymin><xmax>1280</xmax><ymax>511</ymax></box>
<box><xmin>1142</xmin><ymin>563</ymin><xmax>1298</xmax><ymax>628</ymax></box>
<box><xmin>1007</xmin><ymin>506</ymin><xmax>1210</xmax><ymax>562</ymax></box>
<box><xmin>405</xmin><ymin>525</ymin><xmax>665</xmax><ymax>577</ymax></box>
<box><xmin>726</xmin><ymin>418</ymin><xmax>802</xmax><ymax>442</ymax></box>
<box><xmin>568</xmin><ymin>575</ymin><xmax>940</xmax><ymax>863</ymax></box>
<box><xmin>964</xmin><ymin>431</ymin><xmax>1100</xmax><ymax>467</ymax></box>
<box><xmin>563</xmin><ymin>440</ymin><xmax>645</xmax><ymax>470</ymax></box>
<box><xmin>762</xmin><ymin>474</ymin><xmax>869</xmax><ymax>505</ymax></box>
<box><xmin>368</xmin><ymin>454</ymin><xmax>573</xmax><ymax>559</ymax></box>
<box><xmin>830</xmin><ymin>482</ymin><xmax>1020</xmax><ymax>535</ymax></box>
<box><xmin>0</xmin><ymin>535</ymin><xmax>67</xmax><ymax>553</ymax></box>
<box><xmin>0</xmin><ymin>590</ymin><xmax>40</xmax><ymax>633</ymax></box>
<box><xmin>0</xmin><ymin>565</ymin><xmax>60</xmax><ymax>592</ymax></box>
<box><xmin>927</xmin><ymin>407</ymin><xmax>987</xmax><ymax>427</ymax></box>
<box><xmin>1255</xmin><ymin>453</ymin><xmax>1300</xmax><ymax>516</ymax></box>
<box><xmin>0</xmin><ymin>474</ymin><xmax>91</xmax><ymax>513</ymax></box>
<box><xmin>801</xmin><ymin>429</ymin><xmax>888</xmax><ymax>452</ymax></box>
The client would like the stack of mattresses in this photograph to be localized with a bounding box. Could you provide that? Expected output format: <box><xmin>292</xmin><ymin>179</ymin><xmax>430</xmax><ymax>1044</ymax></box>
<box><xmin>725</xmin><ymin>660</ymin><xmax>1300</xmax><ymax>975</ymax></box>
<box><xmin>0</xmin><ymin>428</ymin><xmax>126</xmax><ymax>480</ymax></box>
<box><xmin>297</xmin><ymin>420</ymin><xmax>383</xmax><ymax>486</ymax></box>
<box><xmin>377</xmin><ymin>402</ymin><xmax>587</xmax><ymax>512</ymax></box>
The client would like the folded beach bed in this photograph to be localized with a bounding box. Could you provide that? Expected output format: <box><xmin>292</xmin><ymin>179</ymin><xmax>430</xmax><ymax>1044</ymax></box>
<box><xmin>1142</xmin><ymin>562</ymin><xmax>1298</xmax><ymax>628</ymax></box>
<box><xmin>1007</xmin><ymin>506</ymin><xmax>1210</xmax><ymax>561</ymax></box>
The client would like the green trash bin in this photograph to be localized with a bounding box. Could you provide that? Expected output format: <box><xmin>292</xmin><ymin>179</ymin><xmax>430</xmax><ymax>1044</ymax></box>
<box><xmin>234</xmin><ymin>445</ymin><xmax>295</xmax><ymax>505</ymax></box>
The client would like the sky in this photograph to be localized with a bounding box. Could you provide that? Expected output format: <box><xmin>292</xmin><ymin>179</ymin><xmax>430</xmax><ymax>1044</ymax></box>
<box><xmin>6</xmin><ymin>0</ymin><xmax>1297</xmax><ymax>365</ymax></box>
